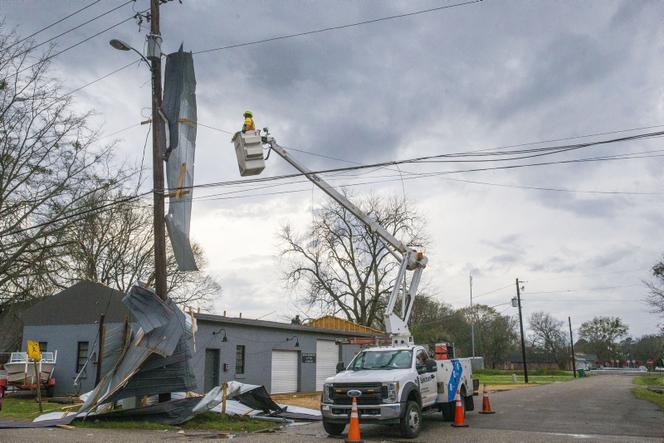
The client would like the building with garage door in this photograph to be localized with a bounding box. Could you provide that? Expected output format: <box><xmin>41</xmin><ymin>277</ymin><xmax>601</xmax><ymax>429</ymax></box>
<box><xmin>14</xmin><ymin>281</ymin><xmax>381</xmax><ymax>395</ymax></box>
<box><xmin>193</xmin><ymin>313</ymin><xmax>378</xmax><ymax>394</ymax></box>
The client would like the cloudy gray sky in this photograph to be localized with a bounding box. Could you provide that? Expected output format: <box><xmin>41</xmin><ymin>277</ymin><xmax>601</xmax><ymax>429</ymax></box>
<box><xmin>4</xmin><ymin>0</ymin><xmax>664</xmax><ymax>336</ymax></box>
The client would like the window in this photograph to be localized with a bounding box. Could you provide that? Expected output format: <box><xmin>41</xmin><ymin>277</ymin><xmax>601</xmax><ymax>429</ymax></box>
<box><xmin>235</xmin><ymin>345</ymin><xmax>245</xmax><ymax>375</ymax></box>
<box><xmin>76</xmin><ymin>341</ymin><xmax>89</xmax><ymax>373</ymax></box>
<box><xmin>38</xmin><ymin>342</ymin><xmax>47</xmax><ymax>353</ymax></box>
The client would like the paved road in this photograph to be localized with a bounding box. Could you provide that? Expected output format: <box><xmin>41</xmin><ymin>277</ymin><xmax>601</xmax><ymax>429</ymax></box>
<box><xmin>2</xmin><ymin>375</ymin><xmax>662</xmax><ymax>442</ymax></box>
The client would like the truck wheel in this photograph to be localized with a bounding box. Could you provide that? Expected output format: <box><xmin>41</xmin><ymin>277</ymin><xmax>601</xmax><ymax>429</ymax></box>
<box><xmin>322</xmin><ymin>420</ymin><xmax>345</xmax><ymax>436</ymax></box>
<box><xmin>399</xmin><ymin>400</ymin><xmax>421</xmax><ymax>438</ymax></box>
<box><xmin>441</xmin><ymin>402</ymin><xmax>454</xmax><ymax>421</ymax></box>
<box><xmin>464</xmin><ymin>390</ymin><xmax>474</xmax><ymax>411</ymax></box>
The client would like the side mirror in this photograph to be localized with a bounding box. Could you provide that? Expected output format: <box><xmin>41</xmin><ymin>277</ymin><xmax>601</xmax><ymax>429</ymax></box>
<box><xmin>336</xmin><ymin>362</ymin><xmax>346</xmax><ymax>373</ymax></box>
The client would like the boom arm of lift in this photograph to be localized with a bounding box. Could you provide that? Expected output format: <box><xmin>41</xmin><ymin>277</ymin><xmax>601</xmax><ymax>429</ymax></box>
<box><xmin>263</xmin><ymin>135</ymin><xmax>427</xmax><ymax>345</ymax></box>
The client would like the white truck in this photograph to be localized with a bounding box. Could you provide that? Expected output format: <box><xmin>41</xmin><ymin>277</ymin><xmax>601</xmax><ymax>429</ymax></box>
<box><xmin>233</xmin><ymin>129</ymin><xmax>478</xmax><ymax>438</ymax></box>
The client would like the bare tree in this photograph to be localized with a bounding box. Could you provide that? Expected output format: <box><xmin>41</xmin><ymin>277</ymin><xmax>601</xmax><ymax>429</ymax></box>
<box><xmin>280</xmin><ymin>194</ymin><xmax>425</xmax><ymax>328</ymax></box>
<box><xmin>528</xmin><ymin>311</ymin><xmax>567</xmax><ymax>368</ymax></box>
<box><xmin>58</xmin><ymin>193</ymin><xmax>219</xmax><ymax>307</ymax></box>
<box><xmin>0</xmin><ymin>29</ymin><xmax>126</xmax><ymax>306</ymax></box>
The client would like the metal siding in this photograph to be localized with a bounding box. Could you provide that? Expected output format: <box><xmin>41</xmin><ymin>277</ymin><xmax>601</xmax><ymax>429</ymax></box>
<box><xmin>315</xmin><ymin>340</ymin><xmax>338</xmax><ymax>391</ymax></box>
<box><xmin>270</xmin><ymin>350</ymin><xmax>298</xmax><ymax>394</ymax></box>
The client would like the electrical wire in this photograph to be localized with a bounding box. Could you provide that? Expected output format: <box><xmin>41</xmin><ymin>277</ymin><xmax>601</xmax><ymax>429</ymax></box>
<box><xmin>6</xmin><ymin>0</ymin><xmax>106</xmax><ymax>50</ymax></box>
<box><xmin>16</xmin><ymin>0</ymin><xmax>135</xmax><ymax>57</ymax></box>
<box><xmin>194</xmin><ymin>0</ymin><xmax>484</xmax><ymax>55</ymax></box>
<box><xmin>18</xmin><ymin>9</ymin><xmax>148</xmax><ymax>74</ymax></box>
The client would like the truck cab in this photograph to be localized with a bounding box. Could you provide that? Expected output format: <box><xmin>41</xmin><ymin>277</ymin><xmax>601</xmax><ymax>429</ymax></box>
<box><xmin>320</xmin><ymin>345</ymin><xmax>477</xmax><ymax>438</ymax></box>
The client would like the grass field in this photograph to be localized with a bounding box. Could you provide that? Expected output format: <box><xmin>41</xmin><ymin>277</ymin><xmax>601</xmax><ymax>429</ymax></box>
<box><xmin>474</xmin><ymin>369</ymin><xmax>575</xmax><ymax>385</ymax></box>
<box><xmin>0</xmin><ymin>398</ymin><xmax>274</xmax><ymax>432</ymax></box>
<box><xmin>0</xmin><ymin>398</ymin><xmax>65</xmax><ymax>420</ymax></box>
<box><xmin>633</xmin><ymin>373</ymin><xmax>664</xmax><ymax>411</ymax></box>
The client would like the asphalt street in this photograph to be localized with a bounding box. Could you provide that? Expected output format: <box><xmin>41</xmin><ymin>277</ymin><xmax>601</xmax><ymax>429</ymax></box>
<box><xmin>1</xmin><ymin>375</ymin><xmax>662</xmax><ymax>442</ymax></box>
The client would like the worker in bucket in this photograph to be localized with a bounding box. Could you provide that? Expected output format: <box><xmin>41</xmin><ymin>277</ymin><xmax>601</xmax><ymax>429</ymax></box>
<box><xmin>242</xmin><ymin>110</ymin><xmax>256</xmax><ymax>133</ymax></box>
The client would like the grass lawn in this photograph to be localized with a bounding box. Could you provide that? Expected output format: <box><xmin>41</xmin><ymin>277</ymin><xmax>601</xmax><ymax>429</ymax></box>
<box><xmin>474</xmin><ymin>369</ymin><xmax>575</xmax><ymax>385</ymax></box>
<box><xmin>633</xmin><ymin>373</ymin><xmax>664</xmax><ymax>411</ymax></box>
<box><xmin>0</xmin><ymin>398</ymin><xmax>275</xmax><ymax>432</ymax></box>
<box><xmin>0</xmin><ymin>398</ymin><xmax>66</xmax><ymax>420</ymax></box>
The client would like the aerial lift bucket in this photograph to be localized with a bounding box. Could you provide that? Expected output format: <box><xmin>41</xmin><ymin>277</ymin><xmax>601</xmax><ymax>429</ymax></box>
<box><xmin>232</xmin><ymin>130</ymin><xmax>265</xmax><ymax>176</ymax></box>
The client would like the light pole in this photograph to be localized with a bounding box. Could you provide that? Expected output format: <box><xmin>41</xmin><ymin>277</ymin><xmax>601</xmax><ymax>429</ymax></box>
<box><xmin>109</xmin><ymin>2</ymin><xmax>167</xmax><ymax>301</ymax></box>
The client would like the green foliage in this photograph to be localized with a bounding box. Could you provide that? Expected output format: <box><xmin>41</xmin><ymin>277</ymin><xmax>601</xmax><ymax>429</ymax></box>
<box><xmin>633</xmin><ymin>387</ymin><xmax>664</xmax><ymax>411</ymax></box>
<box><xmin>577</xmin><ymin>316</ymin><xmax>629</xmax><ymax>361</ymax></box>
<box><xmin>634</xmin><ymin>374</ymin><xmax>664</xmax><ymax>387</ymax></box>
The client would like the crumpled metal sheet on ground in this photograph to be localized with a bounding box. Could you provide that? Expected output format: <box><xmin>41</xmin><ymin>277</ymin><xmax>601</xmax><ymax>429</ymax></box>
<box><xmin>79</xmin><ymin>284</ymin><xmax>197</xmax><ymax>414</ymax></box>
<box><xmin>163</xmin><ymin>45</ymin><xmax>198</xmax><ymax>271</ymax></box>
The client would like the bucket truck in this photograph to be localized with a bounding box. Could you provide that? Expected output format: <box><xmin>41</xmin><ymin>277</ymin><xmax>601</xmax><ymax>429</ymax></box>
<box><xmin>233</xmin><ymin>129</ymin><xmax>478</xmax><ymax>438</ymax></box>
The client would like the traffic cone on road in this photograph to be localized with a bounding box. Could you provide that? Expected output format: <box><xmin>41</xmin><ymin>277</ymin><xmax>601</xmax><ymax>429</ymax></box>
<box><xmin>451</xmin><ymin>389</ymin><xmax>468</xmax><ymax>427</ymax></box>
<box><xmin>479</xmin><ymin>384</ymin><xmax>496</xmax><ymax>414</ymax></box>
<box><xmin>345</xmin><ymin>396</ymin><xmax>364</xmax><ymax>443</ymax></box>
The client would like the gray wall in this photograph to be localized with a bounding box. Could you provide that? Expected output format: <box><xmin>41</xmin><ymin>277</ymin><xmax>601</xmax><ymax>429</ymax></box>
<box><xmin>22</xmin><ymin>323</ymin><xmax>122</xmax><ymax>396</ymax></box>
<box><xmin>20</xmin><ymin>320</ymin><xmax>365</xmax><ymax>396</ymax></box>
<box><xmin>194</xmin><ymin>320</ymin><xmax>363</xmax><ymax>393</ymax></box>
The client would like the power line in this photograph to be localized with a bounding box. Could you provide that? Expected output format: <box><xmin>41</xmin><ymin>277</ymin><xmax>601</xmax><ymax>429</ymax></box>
<box><xmin>194</xmin><ymin>0</ymin><xmax>484</xmax><ymax>55</ymax></box>
<box><xmin>17</xmin><ymin>0</ymin><xmax>135</xmax><ymax>57</ymax></box>
<box><xmin>19</xmin><ymin>9</ymin><xmax>147</xmax><ymax>74</ymax></box>
<box><xmin>7</xmin><ymin>0</ymin><xmax>106</xmax><ymax>50</ymax></box>
<box><xmin>65</xmin><ymin>59</ymin><xmax>140</xmax><ymax>96</ymax></box>
<box><xmin>524</xmin><ymin>284</ymin><xmax>642</xmax><ymax>295</ymax></box>
<box><xmin>474</xmin><ymin>283</ymin><xmax>514</xmax><ymax>299</ymax></box>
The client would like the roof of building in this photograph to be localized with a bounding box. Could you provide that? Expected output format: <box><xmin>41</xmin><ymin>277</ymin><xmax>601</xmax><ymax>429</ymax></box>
<box><xmin>305</xmin><ymin>315</ymin><xmax>385</xmax><ymax>335</ymax></box>
<box><xmin>195</xmin><ymin>312</ymin><xmax>377</xmax><ymax>338</ymax></box>
<box><xmin>22</xmin><ymin>281</ymin><xmax>130</xmax><ymax>326</ymax></box>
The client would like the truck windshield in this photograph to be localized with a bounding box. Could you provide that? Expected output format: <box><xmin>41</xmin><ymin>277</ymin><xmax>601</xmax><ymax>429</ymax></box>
<box><xmin>349</xmin><ymin>350</ymin><xmax>413</xmax><ymax>370</ymax></box>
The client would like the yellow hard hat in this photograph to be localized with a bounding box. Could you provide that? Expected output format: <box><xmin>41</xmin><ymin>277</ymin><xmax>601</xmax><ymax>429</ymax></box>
<box><xmin>243</xmin><ymin>110</ymin><xmax>253</xmax><ymax>117</ymax></box>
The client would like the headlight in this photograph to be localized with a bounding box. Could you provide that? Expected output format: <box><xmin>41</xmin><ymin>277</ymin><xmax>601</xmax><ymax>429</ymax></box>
<box><xmin>322</xmin><ymin>383</ymin><xmax>333</xmax><ymax>403</ymax></box>
<box><xmin>382</xmin><ymin>382</ymin><xmax>399</xmax><ymax>403</ymax></box>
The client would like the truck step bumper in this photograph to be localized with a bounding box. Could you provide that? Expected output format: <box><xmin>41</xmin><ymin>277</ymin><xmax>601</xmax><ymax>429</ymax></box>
<box><xmin>321</xmin><ymin>403</ymin><xmax>402</xmax><ymax>422</ymax></box>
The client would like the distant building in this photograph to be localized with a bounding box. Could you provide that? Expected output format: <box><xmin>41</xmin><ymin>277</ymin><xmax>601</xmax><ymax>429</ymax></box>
<box><xmin>12</xmin><ymin>281</ymin><xmax>377</xmax><ymax>396</ymax></box>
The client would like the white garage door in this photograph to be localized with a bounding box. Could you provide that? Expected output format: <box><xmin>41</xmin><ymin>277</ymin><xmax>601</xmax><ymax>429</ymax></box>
<box><xmin>316</xmin><ymin>340</ymin><xmax>339</xmax><ymax>391</ymax></box>
<box><xmin>271</xmin><ymin>350</ymin><xmax>299</xmax><ymax>394</ymax></box>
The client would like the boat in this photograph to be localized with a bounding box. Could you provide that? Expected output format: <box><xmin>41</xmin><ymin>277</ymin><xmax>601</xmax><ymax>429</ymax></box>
<box><xmin>3</xmin><ymin>351</ymin><xmax>57</xmax><ymax>386</ymax></box>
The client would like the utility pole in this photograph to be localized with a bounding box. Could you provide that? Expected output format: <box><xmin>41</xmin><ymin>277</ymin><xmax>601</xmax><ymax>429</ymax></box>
<box><xmin>95</xmin><ymin>314</ymin><xmax>105</xmax><ymax>386</ymax></box>
<box><xmin>150</xmin><ymin>0</ymin><xmax>167</xmax><ymax>301</ymax></box>
<box><xmin>515</xmin><ymin>278</ymin><xmax>528</xmax><ymax>383</ymax></box>
<box><xmin>470</xmin><ymin>273</ymin><xmax>475</xmax><ymax>357</ymax></box>
<box><xmin>568</xmin><ymin>316</ymin><xmax>577</xmax><ymax>378</ymax></box>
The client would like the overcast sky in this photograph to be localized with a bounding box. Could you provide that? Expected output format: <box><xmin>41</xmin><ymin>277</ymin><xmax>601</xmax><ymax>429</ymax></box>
<box><xmin>4</xmin><ymin>0</ymin><xmax>664</xmax><ymax>337</ymax></box>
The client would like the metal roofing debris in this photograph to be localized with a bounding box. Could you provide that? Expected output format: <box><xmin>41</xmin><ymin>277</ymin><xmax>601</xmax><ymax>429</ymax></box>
<box><xmin>79</xmin><ymin>283</ymin><xmax>197</xmax><ymax>414</ymax></box>
<box><xmin>163</xmin><ymin>46</ymin><xmax>198</xmax><ymax>272</ymax></box>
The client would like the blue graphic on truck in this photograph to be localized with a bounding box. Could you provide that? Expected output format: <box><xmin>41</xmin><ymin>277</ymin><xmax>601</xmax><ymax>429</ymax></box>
<box><xmin>447</xmin><ymin>359</ymin><xmax>462</xmax><ymax>402</ymax></box>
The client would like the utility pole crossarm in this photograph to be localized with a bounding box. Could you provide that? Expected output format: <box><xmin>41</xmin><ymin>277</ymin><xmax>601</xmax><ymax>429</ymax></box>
<box><xmin>266</xmin><ymin>140</ymin><xmax>408</xmax><ymax>260</ymax></box>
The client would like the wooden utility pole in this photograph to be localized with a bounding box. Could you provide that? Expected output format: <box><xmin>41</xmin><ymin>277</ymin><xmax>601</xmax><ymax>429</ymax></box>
<box><xmin>568</xmin><ymin>316</ymin><xmax>577</xmax><ymax>378</ymax></box>
<box><xmin>95</xmin><ymin>314</ymin><xmax>105</xmax><ymax>385</ymax></box>
<box><xmin>515</xmin><ymin>278</ymin><xmax>529</xmax><ymax>383</ymax></box>
<box><xmin>150</xmin><ymin>0</ymin><xmax>167</xmax><ymax>301</ymax></box>
<box><xmin>33</xmin><ymin>361</ymin><xmax>42</xmax><ymax>412</ymax></box>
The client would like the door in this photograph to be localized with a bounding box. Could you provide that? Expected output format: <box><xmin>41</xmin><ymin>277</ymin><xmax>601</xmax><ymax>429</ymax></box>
<box><xmin>315</xmin><ymin>340</ymin><xmax>339</xmax><ymax>391</ymax></box>
<box><xmin>204</xmin><ymin>349</ymin><xmax>220</xmax><ymax>392</ymax></box>
<box><xmin>271</xmin><ymin>350</ymin><xmax>298</xmax><ymax>394</ymax></box>
<box><xmin>415</xmin><ymin>348</ymin><xmax>438</xmax><ymax>406</ymax></box>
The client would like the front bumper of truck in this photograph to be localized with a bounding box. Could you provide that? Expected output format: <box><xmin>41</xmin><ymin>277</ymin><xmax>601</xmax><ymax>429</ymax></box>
<box><xmin>320</xmin><ymin>402</ymin><xmax>403</xmax><ymax>423</ymax></box>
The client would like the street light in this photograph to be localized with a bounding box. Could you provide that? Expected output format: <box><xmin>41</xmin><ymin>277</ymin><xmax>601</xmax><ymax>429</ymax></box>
<box><xmin>108</xmin><ymin>32</ymin><xmax>168</xmax><ymax>304</ymax></box>
<box><xmin>212</xmin><ymin>328</ymin><xmax>228</xmax><ymax>342</ymax></box>
<box><xmin>109</xmin><ymin>39</ymin><xmax>149</xmax><ymax>64</ymax></box>
<box><xmin>286</xmin><ymin>336</ymin><xmax>300</xmax><ymax>348</ymax></box>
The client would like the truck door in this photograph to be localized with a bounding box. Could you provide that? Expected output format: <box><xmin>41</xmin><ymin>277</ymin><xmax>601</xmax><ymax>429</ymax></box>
<box><xmin>415</xmin><ymin>348</ymin><xmax>437</xmax><ymax>406</ymax></box>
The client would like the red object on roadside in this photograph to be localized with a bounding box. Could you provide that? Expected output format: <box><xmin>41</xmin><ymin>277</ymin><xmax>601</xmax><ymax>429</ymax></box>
<box><xmin>451</xmin><ymin>389</ymin><xmax>468</xmax><ymax>427</ymax></box>
<box><xmin>0</xmin><ymin>377</ymin><xmax>6</xmax><ymax>411</ymax></box>
<box><xmin>479</xmin><ymin>384</ymin><xmax>495</xmax><ymax>414</ymax></box>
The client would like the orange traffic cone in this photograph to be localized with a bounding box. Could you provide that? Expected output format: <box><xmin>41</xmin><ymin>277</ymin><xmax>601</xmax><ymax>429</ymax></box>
<box><xmin>479</xmin><ymin>384</ymin><xmax>495</xmax><ymax>414</ymax></box>
<box><xmin>345</xmin><ymin>396</ymin><xmax>364</xmax><ymax>443</ymax></box>
<box><xmin>451</xmin><ymin>389</ymin><xmax>468</xmax><ymax>427</ymax></box>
